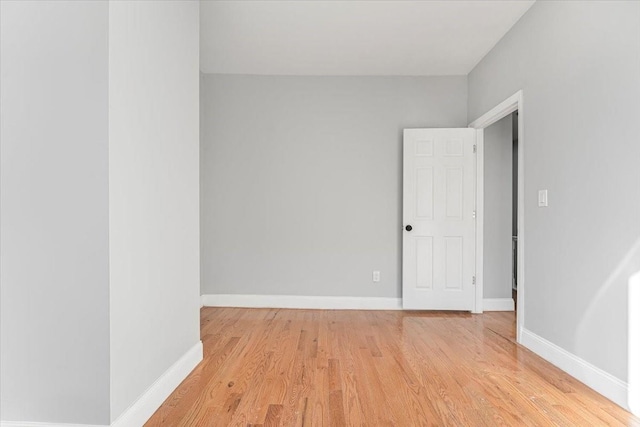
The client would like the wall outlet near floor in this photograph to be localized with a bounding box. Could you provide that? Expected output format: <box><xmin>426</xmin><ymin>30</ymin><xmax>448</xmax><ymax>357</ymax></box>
<box><xmin>372</xmin><ymin>271</ymin><xmax>380</xmax><ymax>282</ymax></box>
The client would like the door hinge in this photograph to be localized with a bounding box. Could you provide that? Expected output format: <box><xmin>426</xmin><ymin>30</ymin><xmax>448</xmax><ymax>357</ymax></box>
<box><xmin>472</xmin><ymin>276</ymin><xmax>476</xmax><ymax>285</ymax></box>
<box><xmin>472</xmin><ymin>210</ymin><xmax>476</xmax><ymax>219</ymax></box>
<box><xmin>473</xmin><ymin>144</ymin><xmax>477</xmax><ymax>153</ymax></box>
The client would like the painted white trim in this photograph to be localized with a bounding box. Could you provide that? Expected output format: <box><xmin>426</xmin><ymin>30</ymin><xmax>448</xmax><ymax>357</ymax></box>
<box><xmin>1</xmin><ymin>342</ymin><xmax>203</xmax><ymax>427</ymax></box>
<box><xmin>520</xmin><ymin>328</ymin><xmax>629</xmax><ymax>410</ymax></box>
<box><xmin>0</xmin><ymin>422</ymin><xmax>107</xmax><ymax>427</ymax></box>
<box><xmin>469</xmin><ymin>91</ymin><xmax>521</xmax><ymax>129</ymax></box>
<box><xmin>201</xmin><ymin>294</ymin><xmax>403</xmax><ymax>310</ymax></box>
<box><xmin>473</xmin><ymin>129</ymin><xmax>484</xmax><ymax>314</ymax></box>
<box><xmin>515</xmin><ymin>94</ymin><xmax>525</xmax><ymax>343</ymax></box>
<box><xmin>110</xmin><ymin>341</ymin><xmax>203</xmax><ymax>427</ymax></box>
<box><xmin>630</xmin><ymin>270</ymin><xmax>640</xmax><ymax>416</ymax></box>
<box><xmin>482</xmin><ymin>298</ymin><xmax>514</xmax><ymax>311</ymax></box>
<box><xmin>469</xmin><ymin>89</ymin><xmax>525</xmax><ymax>343</ymax></box>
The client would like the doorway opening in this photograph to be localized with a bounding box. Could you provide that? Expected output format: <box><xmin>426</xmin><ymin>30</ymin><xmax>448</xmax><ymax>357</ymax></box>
<box><xmin>481</xmin><ymin>112</ymin><xmax>518</xmax><ymax>314</ymax></box>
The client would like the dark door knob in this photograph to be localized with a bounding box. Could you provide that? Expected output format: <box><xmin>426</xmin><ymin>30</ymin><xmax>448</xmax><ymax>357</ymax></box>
<box><xmin>405</xmin><ymin>225</ymin><xmax>412</xmax><ymax>231</ymax></box>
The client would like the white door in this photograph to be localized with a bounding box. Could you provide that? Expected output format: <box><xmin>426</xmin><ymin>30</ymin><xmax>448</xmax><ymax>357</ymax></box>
<box><xmin>402</xmin><ymin>128</ymin><xmax>477</xmax><ymax>310</ymax></box>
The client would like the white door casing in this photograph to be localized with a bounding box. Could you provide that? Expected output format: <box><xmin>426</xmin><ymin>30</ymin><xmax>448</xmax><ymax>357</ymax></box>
<box><xmin>469</xmin><ymin>89</ymin><xmax>523</xmax><ymax>339</ymax></box>
<box><xmin>402</xmin><ymin>128</ymin><xmax>476</xmax><ymax>310</ymax></box>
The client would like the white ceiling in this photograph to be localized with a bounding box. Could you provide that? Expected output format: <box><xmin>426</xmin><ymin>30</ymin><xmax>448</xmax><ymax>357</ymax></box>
<box><xmin>200</xmin><ymin>0</ymin><xmax>535</xmax><ymax>76</ymax></box>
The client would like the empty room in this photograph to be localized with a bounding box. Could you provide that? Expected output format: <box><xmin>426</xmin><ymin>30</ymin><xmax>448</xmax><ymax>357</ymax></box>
<box><xmin>1</xmin><ymin>0</ymin><xmax>639</xmax><ymax>426</ymax></box>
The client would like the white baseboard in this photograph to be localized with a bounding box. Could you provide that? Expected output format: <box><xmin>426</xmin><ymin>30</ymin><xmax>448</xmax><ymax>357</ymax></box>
<box><xmin>483</xmin><ymin>298</ymin><xmax>514</xmax><ymax>311</ymax></box>
<box><xmin>520</xmin><ymin>328</ymin><xmax>628</xmax><ymax>410</ymax></box>
<box><xmin>201</xmin><ymin>294</ymin><xmax>402</xmax><ymax>310</ymax></box>
<box><xmin>2</xmin><ymin>342</ymin><xmax>203</xmax><ymax>427</ymax></box>
<box><xmin>0</xmin><ymin>422</ymin><xmax>106</xmax><ymax>427</ymax></box>
<box><xmin>110</xmin><ymin>340</ymin><xmax>203</xmax><ymax>427</ymax></box>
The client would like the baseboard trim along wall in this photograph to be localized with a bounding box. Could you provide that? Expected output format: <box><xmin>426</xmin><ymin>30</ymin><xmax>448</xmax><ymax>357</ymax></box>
<box><xmin>201</xmin><ymin>295</ymin><xmax>519</xmax><ymax>312</ymax></box>
<box><xmin>0</xmin><ymin>341</ymin><xmax>204</xmax><ymax>427</ymax></box>
<box><xmin>110</xmin><ymin>340</ymin><xmax>203</xmax><ymax>427</ymax></box>
<box><xmin>0</xmin><ymin>422</ymin><xmax>107</xmax><ymax>427</ymax></box>
<box><xmin>201</xmin><ymin>294</ymin><xmax>403</xmax><ymax>310</ymax></box>
<box><xmin>482</xmin><ymin>298</ymin><xmax>515</xmax><ymax>311</ymax></box>
<box><xmin>520</xmin><ymin>328</ymin><xmax>629</xmax><ymax>411</ymax></box>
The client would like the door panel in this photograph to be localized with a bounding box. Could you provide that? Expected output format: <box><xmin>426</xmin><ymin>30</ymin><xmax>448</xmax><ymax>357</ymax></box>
<box><xmin>403</xmin><ymin>128</ymin><xmax>476</xmax><ymax>310</ymax></box>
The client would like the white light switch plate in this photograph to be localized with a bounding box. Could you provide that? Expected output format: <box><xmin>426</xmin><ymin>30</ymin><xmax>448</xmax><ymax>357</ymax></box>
<box><xmin>372</xmin><ymin>271</ymin><xmax>380</xmax><ymax>282</ymax></box>
<box><xmin>538</xmin><ymin>190</ymin><xmax>548</xmax><ymax>207</ymax></box>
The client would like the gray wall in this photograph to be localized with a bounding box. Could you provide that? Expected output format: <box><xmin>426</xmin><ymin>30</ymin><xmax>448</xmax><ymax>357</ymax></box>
<box><xmin>1</xmin><ymin>1</ymin><xmax>202</xmax><ymax>424</ymax></box>
<box><xmin>0</xmin><ymin>1</ymin><xmax>110</xmax><ymax>424</ymax></box>
<box><xmin>483</xmin><ymin>114</ymin><xmax>513</xmax><ymax>299</ymax></box>
<box><xmin>108</xmin><ymin>1</ymin><xmax>201</xmax><ymax>421</ymax></box>
<box><xmin>468</xmin><ymin>0</ymin><xmax>640</xmax><ymax>383</ymax></box>
<box><xmin>201</xmin><ymin>74</ymin><xmax>467</xmax><ymax>298</ymax></box>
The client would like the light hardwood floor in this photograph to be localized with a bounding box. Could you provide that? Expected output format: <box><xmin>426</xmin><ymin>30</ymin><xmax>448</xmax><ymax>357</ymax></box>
<box><xmin>146</xmin><ymin>307</ymin><xmax>639</xmax><ymax>426</ymax></box>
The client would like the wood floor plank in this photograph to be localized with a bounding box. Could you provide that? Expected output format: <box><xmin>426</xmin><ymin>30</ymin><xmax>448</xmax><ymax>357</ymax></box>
<box><xmin>263</xmin><ymin>404</ymin><xmax>283</xmax><ymax>427</ymax></box>
<box><xmin>145</xmin><ymin>307</ymin><xmax>640</xmax><ymax>426</ymax></box>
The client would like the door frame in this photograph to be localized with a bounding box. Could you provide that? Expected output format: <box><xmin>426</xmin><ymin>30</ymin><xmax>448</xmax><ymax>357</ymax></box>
<box><xmin>469</xmin><ymin>90</ymin><xmax>525</xmax><ymax>342</ymax></box>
